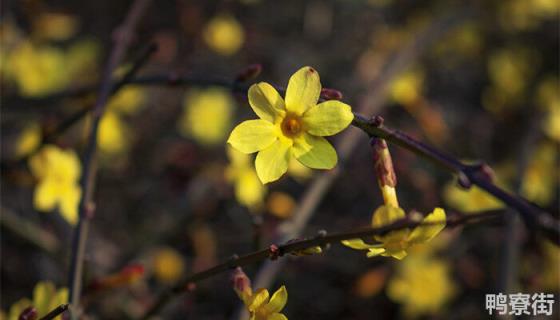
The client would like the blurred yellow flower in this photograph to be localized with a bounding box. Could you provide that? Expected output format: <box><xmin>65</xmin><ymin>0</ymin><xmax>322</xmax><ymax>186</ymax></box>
<box><xmin>29</xmin><ymin>145</ymin><xmax>81</xmax><ymax>224</ymax></box>
<box><xmin>203</xmin><ymin>14</ymin><xmax>245</xmax><ymax>56</ymax></box>
<box><xmin>179</xmin><ymin>87</ymin><xmax>234</xmax><ymax>146</ymax></box>
<box><xmin>6</xmin><ymin>41</ymin><xmax>69</xmax><ymax>96</ymax></box>
<box><xmin>387</xmin><ymin>255</ymin><xmax>455</xmax><ymax>317</ymax></box>
<box><xmin>266</xmin><ymin>191</ymin><xmax>295</xmax><ymax>219</ymax></box>
<box><xmin>536</xmin><ymin>76</ymin><xmax>560</xmax><ymax>141</ymax></box>
<box><xmin>287</xmin><ymin>157</ymin><xmax>312</xmax><ymax>181</ymax></box>
<box><xmin>33</xmin><ymin>13</ymin><xmax>79</xmax><ymax>41</ymax></box>
<box><xmin>443</xmin><ymin>183</ymin><xmax>504</xmax><ymax>213</ymax></box>
<box><xmin>342</xmin><ymin>205</ymin><xmax>446</xmax><ymax>260</ymax></box>
<box><xmin>15</xmin><ymin>123</ymin><xmax>41</xmax><ymax>158</ymax></box>
<box><xmin>7</xmin><ymin>281</ymin><xmax>68</xmax><ymax>320</ymax></box>
<box><xmin>107</xmin><ymin>86</ymin><xmax>146</xmax><ymax>115</ymax></box>
<box><xmin>226</xmin><ymin>147</ymin><xmax>266</xmax><ymax>211</ymax></box>
<box><xmin>390</xmin><ymin>68</ymin><xmax>424</xmax><ymax>106</ymax></box>
<box><xmin>483</xmin><ymin>47</ymin><xmax>538</xmax><ymax>113</ymax></box>
<box><xmin>98</xmin><ymin>111</ymin><xmax>131</xmax><ymax>156</ymax></box>
<box><xmin>228</xmin><ymin>66</ymin><xmax>354</xmax><ymax>184</ymax></box>
<box><xmin>237</xmin><ymin>285</ymin><xmax>288</xmax><ymax>320</ymax></box>
<box><xmin>152</xmin><ymin>247</ymin><xmax>185</xmax><ymax>284</ymax></box>
<box><xmin>521</xmin><ymin>141</ymin><xmax>557</xmax><ymax>206</ymax></box>
<box><xmin>499</xmin><ymin>0</ymin><xmax>559</xmax><ymax>31</ymax></box>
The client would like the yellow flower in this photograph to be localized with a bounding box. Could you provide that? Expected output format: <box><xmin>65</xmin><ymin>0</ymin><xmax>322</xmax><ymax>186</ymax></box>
<box><xmin>152</xmin><ymin>247</ymin><xmax>185</xmax><ymax>284</ymax></box>
<box><xmin>107</xmin><ymin>86</ymin><xmax>146</xmax><ymax>115</ymax></box>
<box><xmin>179</xmin><ymin>87</ymin><xmax>234</xmax><ymax>146</ymax></box>
<box><xmin>536</xmin><ymin>76</ymin><xmax>560</xmax><ymax>141</ymax></box>
<box><xmin>98</xmin><ymin>110</ymin><xmax>131</xmax><ymax>156</ymax></box>
<box><xmin>342</xmin><ymin>205</ymin><xmax>446</xmax><ymax>260</ymax></box>
<box><xmin>15</xmin><ymin>123</ymin><xmax>41</xmax><ymax>158</ymax></box>
<box><xmin>389</xmin><ymin>68</ymin><xmax>424</xmax><ymax>106</ymax></box>
<box><xmin>33</xmin><ymin>13</ymin><xmax>79</xmax><ymax>41</ymax></box>
<box><xmin>226</xmin><ymin>147</ymin><xmax>266</xmax><ymax>211</ymax></box>
<box><xmin>443</xmin><ymin>183</ymin><xmax>504</xmax><ymax>213</ymax></box>
<box><xmin>6</xmin><ymin>41</ymin><xmax>69</xmax><ymax>96</ymax></box>
<box><xmin>28</xmin><ymin>145</ymin><xmax>81</xmax><ymax>224</ymax></box>
<box><xmin>387</xmin><ymin>255</ymin><xmax>455</xmax><ymax>317</ymax></box>
<box><xmin>228</xmin><ymin>66</ymin><xmax>354</xmax><ymax>184</ymax></box>
<box><xmin>203</xmin><ymin>14</ymin><xmax>245</xmax><ymax>56</ymax></box>
<box><xmin>521</xmin><ymin>141</ymin><xmax>557</xmax><ymax>206</ymax></box>
<box><xmin>7</xmin><ymin>281</ymin><xmax>68</xmax><ymax>320</ymax></box>
<box><xmin>237</xmin><ymin>285</ymin><xmax>288</xmax><ymax>320</ymax></box>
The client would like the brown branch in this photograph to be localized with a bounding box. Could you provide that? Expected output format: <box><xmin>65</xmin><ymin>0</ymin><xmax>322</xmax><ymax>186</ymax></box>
<box><xmin>139</xmin><ymin>209</ymin><xmax>504</xmax><ymax>319</ymax></box>
<box><xmin>38</xmin><ymin>304</ymin><xmax>69</xmax><ymax>320</ymax></box>
<box><xmin>351</xmin><ymin>113</ymin><xmax>559</xmax><ymax>244</ymax></box>
<box><xmin>66</xmin><ymin>0</ymin><xmax>154</xmax><ymax>317</ymax></box>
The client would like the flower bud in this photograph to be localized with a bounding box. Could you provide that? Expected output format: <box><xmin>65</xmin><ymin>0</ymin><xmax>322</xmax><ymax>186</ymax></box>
<box><xmin>19</xmin><ymin>306</ymin><xmax>37</xmax><ymax>320</ymax></box>
<box><xmin>235</xmin><ymin>64</ymin><xmax>263</xmax><ymax>82</ymax></box>
<box><xmin>231</xmin><ymin>267</ymin><xmax>252</xmax><ymax>301</ymax></box>
<box><xmin>371</xmin><ymin>138</ymin><xmax>399</xmax><ymax>208</ymax></box>
<box><xmin>320</xmin><ymin>88</ymin><xmax>343</xmax><ymax>100</ymax></box>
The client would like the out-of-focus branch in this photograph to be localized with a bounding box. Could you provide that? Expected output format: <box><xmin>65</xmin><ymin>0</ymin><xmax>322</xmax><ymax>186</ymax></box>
<box><xmin>38</xmin><ymin>304</ymin><xmax>69</xmax><ymax>320</ymax></box>
<box><xmin>139</xmin><ymin>209</ymin><xmax>504</xmax><ymax>320</ymax></box>
<box><xmin>67</xmin><ymin>0</ymin><xmax>154</xmax><ymax>318</ymax></box>
<box><xmin>0</xmin><ymin>206</ymin><xmax>60</xmax><ymax>254</ymax></box>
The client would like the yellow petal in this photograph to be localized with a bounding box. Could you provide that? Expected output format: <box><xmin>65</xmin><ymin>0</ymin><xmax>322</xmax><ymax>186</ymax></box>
<box><xmin>293</xmin><ymin>134</ymin><xmax>337</xmax><ymax>169</ymax></box>
<box><xmin>228</xmin><ymin>120</ymin><xmax>278</xmax><ymax>154</ymax></box>
<box><xmin>247</xmin><ymin>288</ymin><xmax>270</xmax><ymax>312</ymax></box>
<box><xmin>268</xmin><ymin>313</ymin><xmax>288</xmax><ymax>320</ymax></box>
<box><xmin>366</xmin><ymin>248</ymin><xmax>387</xmax><ymax>257</ymax></box>
<box><xmin>59</xmin><ymin>185</ymin><xmax>81</xmax><ymax>225</ymax></box>
<box><xmin>408</xmin><ymin>207</ymin><xmax>446</xmax><ymax>244</ymax></box>
<box><xmin>8</xmin><ymin>298</ymin><xmax>33</xmax><ymax>320</ymax></box>
<box><xmin>341</xmin><ymin>238</ymin><xmax>382</xmax><ymax>250</ymax></box>
<box><xmin>371</xmin><ymin>205</ymin><xmax>408</xmax><ymax>243</ymax></box>
<box><xmin>33</xmin><ymin>281</ymin><xmax>56</xmax><ymax>315</ymax></box>
<box><xmin>34</xmin><ymin>180</ymin><xmax>58</xmax><ymax>212</ymax></box>
<box><xmin>248</xmin><ymin>83</ymin><xmax>286</xmax><ymax>123</ymax></box>
<box><xmin>303</xmin><ymin>100</ymin><xmax>353</xmax><ymax>136</ymax></box>
<box><xmin>285</xmin><ymin>66</ymin><xmax>321</xmax><ymax>115</ymax></box>
<box><xmin>263</xmin><ymin>285</ymin><xmax>288</xmax><ymax>314</ymax></box>
<box><xmin>255</xmin><ymin>139</ymin><xmax>291</xmax><ymax>184</ymax></box>
<box><xmin>386</xmin><ymin>250</ymin><xmax>408</xmax><ymax>260</ymax></box>
<box><xmin>371</xmin><ymin>205</ymin><xmax>406</xmax><ymax>228</ymax></box>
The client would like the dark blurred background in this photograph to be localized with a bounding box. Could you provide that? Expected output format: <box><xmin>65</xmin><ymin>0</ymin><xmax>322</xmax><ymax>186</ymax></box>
<box><xmin>1</xmin><ymin>0</ymin><xmax>559</xmax><ymax>319</ymax></box>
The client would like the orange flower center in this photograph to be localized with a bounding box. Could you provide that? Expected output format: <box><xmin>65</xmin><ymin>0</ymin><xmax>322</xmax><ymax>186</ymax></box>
<box><xmin>281</xmin><ymin>114</ymin><xmax>303</xmax><ymax>138</ymax></box>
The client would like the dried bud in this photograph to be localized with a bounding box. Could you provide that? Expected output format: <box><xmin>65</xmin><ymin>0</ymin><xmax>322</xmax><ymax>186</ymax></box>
<box><xmin>231</xmin><ymin>267</ymin><xmax>252</xmax><ymax>299</ymax></box>
<box><xmin>19</xmin><ymin>306</ymin><xmax>37</xmax><ymax>320</ymax></box>
<box><xmin>320</xmin><ymin>88</ymin><xmax>343</xmax><ymax>100</ymax></box>
<box><xmin>235</xmin><ymin>64</ymin><xmax>263</xmax><ymax>82</ymax></box>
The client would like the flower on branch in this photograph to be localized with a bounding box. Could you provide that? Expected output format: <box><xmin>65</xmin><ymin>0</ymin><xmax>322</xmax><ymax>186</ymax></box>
<box><xmin>342</xmin><ymin>138</ymin><xmax>446</xmax><ymax>259</ymax></box>
<box><xmin>228</xmin><ymin>66</ymin><xmax>354</xmax><ymax>184</ymax></box>
<box><xmin>28</xmin><ymin>145</ymin><xmax>82</xmax><ymax>225</ymax></box>
<box><xmin>232</xmin><ymin>267</ymin><xmax>289</xmax><ymax>320</ymax></box>
<box><xmin>342</xmin><ymin>205</ymin><xmax>446</xmax><ymax>260</ymax></box>
<box><xmin>7</xmin><ymin>281</ymin><xmax>68</xmax><ymax>320</ymax></box>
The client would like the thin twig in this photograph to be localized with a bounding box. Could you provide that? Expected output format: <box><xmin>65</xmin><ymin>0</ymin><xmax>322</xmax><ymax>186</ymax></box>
<box><xmin>38</xmin><ymin>304</ymin><xmax>69</xmax><ymax>320</ymax></box>
<box><xmin>67</xmin><ymin>0</ymin><xmax>153</xmax><ymax>317</ymax></box>
<box><xmin>139</xmin><ymin>210</ymin><xmax>504</xmax><ymax>319</ymax></box>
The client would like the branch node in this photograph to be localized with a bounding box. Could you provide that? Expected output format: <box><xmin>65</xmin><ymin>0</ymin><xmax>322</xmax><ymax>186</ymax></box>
<box><xmin>268</xmin><ymin>244</ymin><xmax>281</xmax><ymax>260</ymax></box>
<box><xmin>369</xmin><ymin>115</ymin><xmax>384</xmax><ymax>127</ymax></box>
<box><xmin>228</xmin><ymin>254</ymin><xmax>240</xmax><ymax>268</ymax></box>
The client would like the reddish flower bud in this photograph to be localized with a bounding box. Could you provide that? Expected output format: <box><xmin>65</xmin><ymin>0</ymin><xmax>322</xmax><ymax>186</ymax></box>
<box><xmin>371</xmin><ymin>138</ymin><xmax>397</xmax><ymax>188</ymax></box>
<box><xmin>320</xmin><ymin>88</ymin><xmax>343</xmax><ymax>100</ymax></box>
<box><xmin>19</xmin><ymin>306</ymin><xmax>37</xmax><ymax>320</ymax></box>
<box><xmin>236</xmin><ymin>64</ymin><xmax>263</xmax><ymax>82</ymax></box>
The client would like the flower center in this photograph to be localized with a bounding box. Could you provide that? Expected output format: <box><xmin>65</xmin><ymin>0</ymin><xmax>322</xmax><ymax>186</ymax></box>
<box><xmin>281</xmin><ymin>114</ymin><xmax>303</xmax><ymax>138</ymax></box>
